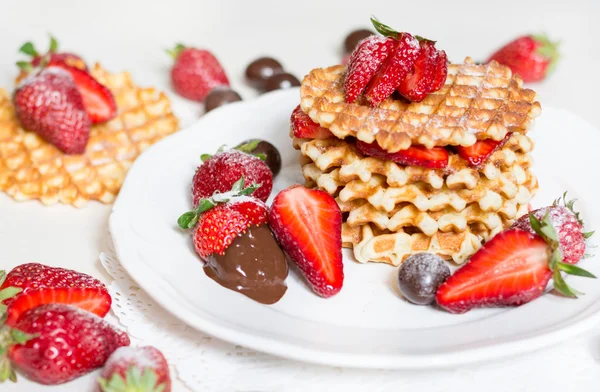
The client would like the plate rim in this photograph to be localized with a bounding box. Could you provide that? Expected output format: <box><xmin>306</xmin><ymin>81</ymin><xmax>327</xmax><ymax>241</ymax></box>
<box><xmin>109</xmin><ymin>88</ymin><xmax>600</xmax><ymax>369</ymax></box>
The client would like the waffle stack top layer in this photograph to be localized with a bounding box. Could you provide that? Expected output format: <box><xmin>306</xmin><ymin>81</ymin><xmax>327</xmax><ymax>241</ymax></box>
<box><xmin>300</xmin><ymin>58</ymin><xmax>541</xmax><ymax>152</ymax></box>
<box><xmin>293</xmin><ymin>59</ymin><xmax>541</xmax><ymax>265</ymax></box>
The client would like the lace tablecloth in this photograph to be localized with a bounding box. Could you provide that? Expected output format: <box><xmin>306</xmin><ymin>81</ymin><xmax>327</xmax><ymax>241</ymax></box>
<box><xmin>99</xmin><ymin>239</ymin><xmax>600</xmax><ymax>392</ymax></box>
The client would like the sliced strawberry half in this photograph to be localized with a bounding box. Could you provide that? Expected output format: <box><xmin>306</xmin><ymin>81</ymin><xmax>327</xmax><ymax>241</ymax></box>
<box><xmin>456</xmin><ymin>133</ymin><xmax>512</xmax><ymax>167</ymax></box>
<box><xmin>344</xmin><ymin>36</ymin><xmax>395</xmax><ymax>103</ymax></box>
<box><xmin>364</xmin><ymin>32</ymin><xmax>420</xmax><ymax>107</ymax></box>
<box><xmin>269</xmin><ymin>185</ymin><xmax>343</xmax><ymax>297</ymax></box>
<box><xmin>436</xmin><ymin>213</ymin><xmax>596</xmax><ymax>314</ymax></box>
<box><xmin>48</xmin><ymin>63</ymin><xmax>117</xmax><ymax>124</ymax></box>
<box><xmin>356</xmin><ymin>140</ymin><xmax>448</xmax><ymax>169</ymax></box>
<box><xmin>397</xmin><ymin>40</ymin><xmax>437</xmax><ymax>102</ymax></box>
<box><xmin>0</xmin><ymin>263</ymin><xmax>111</xmax><ymax>326</ymax></box>
<box><xmin>436</xmin><ymin>229</ymin><xmax>551</xmax><ymax>313</ymax></box>
<box><xmin>429</xmin><ymin>49</ymin><xmax>448</xmax><ymax>92</ymax></box>
<box><xmin>5</xmin><ymin>287</ymin><xmax>111</xmax><ymax>326</ymax></box>
<box><xmin>291</xmin><ymin>105</ymin><xmax>332</xmax><ymax>139</ymax></box>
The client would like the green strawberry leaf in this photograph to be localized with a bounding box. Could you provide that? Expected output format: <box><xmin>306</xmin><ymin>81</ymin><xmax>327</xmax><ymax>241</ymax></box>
<box><xmin>557</xmin><ymin>262</ymin><xmax>596</xmax><ymax>278</ymax></box>
<box><xmin>18</xmin><ymin>42</ymin><xmax>38</xmax><ymax>57</ymax></box>
<box><xmin>166</xmin><ymin>43</ymin><xmax>186</xmax><ymax>60</ymax></box>
<box><xmin>370</xmin><ymin>16</ymin><xmax>399</xmax><ymax>38</ymax></box>
<box><xmin>0</xmin><ymin>287</ymin><xmax>21</xmax><ymax>302</ymax></box>
<box><xmin>48</xmin><ymin>35</ymin><xmax>58</xmax><ymax>53</ymax></box>
<box><xmin>200</xmin><ymin>153</ymin><xmax>213</xmax><ymax>162</ymax></box>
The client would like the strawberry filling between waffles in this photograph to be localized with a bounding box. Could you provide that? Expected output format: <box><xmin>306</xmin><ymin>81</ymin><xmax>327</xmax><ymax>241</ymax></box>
<box><xmin>291</xmin><ymin>105</ymin><xmax>510</xmax><ymax>170</ymax></box>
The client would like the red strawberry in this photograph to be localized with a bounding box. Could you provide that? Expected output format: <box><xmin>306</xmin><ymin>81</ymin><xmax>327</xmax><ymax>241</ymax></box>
<box><xmin>291</xmin><ymin>105</ymin><xmax>332</xmax><ymax>139</ymax></box>
<box><xmin>511</xmin><ymin>194</ymin><xmax>594</xmax><ymax>265</ymax></box>
<box><xmin>168</xmin><ymin>44</ymin><xmax>229</xmax><ymax>101</ymax></box>
<box><xmin>397</xmin><ymin>40</ymin><xmax>437</xmax><ymax>102</ymax></box>
<box><xmin>456</xmin><ymin>133</ymin><xmax>512</xmax><ymax>167</ymax></box>
<box><xmin>47</xmin><ymin>63</ymin><xmax>117</xmax><ymax>124</ymax></box>
<box><xmin>191</xmin><ymin>149</ymin><xmax>273</xmax><ymax>206</ymax></box>
<box><xmin>344</xmin><ymin>35</ymin><xmax>395</xmax><ymax>103</ymax></box>
<box><xmin>17</xmin><ymin>36</ymin><xmax>87</xmax><ymax>72</ymax></box>
<box><xmin>1</xmin><ymin>304</ymin><xmax>129</xmax><ymax>385</ymax></box>
<box><xmin>364</xmin><ymin>32</ymin><xmax>420</xmax><ymax>106</ymax></box>
<box><xmin>269</xmin><ymin>185</ymin><xmax>344</xmax><ymax>297</ymax></box>
<box><xmin>0</xmin><ymin>263</ymin><xmax>111</xmax><ymax>326</ymax></box>
<box><xmin>14</xmin><ymin>68</ymin><xmax>91</xmax><ymax>154</ymax></box>
<box><xmin>487</xmin><ymin>34</ymin><xmax>560</xmax><ymax>83</ymax></box>
<box><xmin>98</xmin><ymin>346</ymin><xmax>171</xmax><ymax>392</ymax></box>
<box><xmin>179</xmin><ymin>178</ymin><xmax>268</xmax><ymax>260</ymax></box>
<box><xmin>429</xmin><ymin>49</ymin><xmax>448</xmax><ymax>92</ymax></box>
<box><xmin>436</xmin><ymin>213</ymin><xmax>595</xmax><ymax>314</ymax></box>
<box><xmin>356</xmin><ymin>140</ymin><xmax>448</xmax><ymax>169</ymax></box>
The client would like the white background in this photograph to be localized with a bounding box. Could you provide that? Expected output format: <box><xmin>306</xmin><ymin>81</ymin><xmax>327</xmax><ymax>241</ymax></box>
<box><xmin>1</xmin><ymin>0</ymin><xmax>599</xmax><ymax>391</ymax></box>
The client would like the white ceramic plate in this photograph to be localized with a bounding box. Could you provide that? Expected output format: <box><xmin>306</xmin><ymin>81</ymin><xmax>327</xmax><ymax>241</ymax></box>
<box><xmin>109</xmin><ymin>88</ymin><xmax>600</xmax><ymax>369</ymax></box>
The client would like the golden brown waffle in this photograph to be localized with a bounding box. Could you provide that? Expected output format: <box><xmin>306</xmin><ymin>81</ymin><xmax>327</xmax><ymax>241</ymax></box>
<box><xmin>296</xmin><ymin>135</ymin><xmax>537</xmax><ymax>265</ymax></box>
<box><xmin>0</xmin><ymin>64</ymin><xmax>179</xmax><ymax>206</ymax></box>
<box><xmin>300</xmin><ymin>58</ymin><xmax>542</xmax><ymax>152</ymax></box>
<box><xmin>341</xmin><ymin>222</ymin><xmax>491</xmax><ymax>265</ymax></box>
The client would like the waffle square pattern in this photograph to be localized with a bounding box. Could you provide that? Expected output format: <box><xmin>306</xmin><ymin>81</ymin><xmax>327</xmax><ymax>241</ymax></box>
<box><xmin>294</xmin><ymin>59</ymin><xmax>540</xmax><ymax>266</ymax></box>
<box><xmin>0</xmin><ymin>64</ymin><xmax>179</xmax><ymax>206</ymax></box>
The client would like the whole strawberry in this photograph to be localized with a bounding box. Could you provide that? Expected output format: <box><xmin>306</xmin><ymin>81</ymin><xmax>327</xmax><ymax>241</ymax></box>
<box><xmin>0</xmin><ymin>263</ymin><xmax>111</xmax><ymax>326</ymax></box>
<box><xmin>98</xmin><ymin>346</ymin><xmax>171</xmax><ymax>392</ymax></box>
<box><xmin>192</xmin><ymin>148</ymin><xmax>273</xmax><ymax>206</ymax></box>
<box><xmin>1</xmin><ymin>304</ymin><xmax>130</xmax><ymax>385</ymax></box>
<box><xmin>344</xmin><ymin>17</ymin><xmax>447</xmax><ymax>106</ymax></box>
<box><xmin>17</xmin><ymin>36</ymin><xmax>87</xmax><ymax>72</ymax></box>
<box><xmin>487</xmin><ymin>34</ymin><xmax>560</xmax><ymax>82</ymax></box>
<box><xmin>168</xmin><ymin>43</ymin><xmax>229</xmax><ymax>101</ymax></box>
<box><xmin>179</xmin><ymin>178</ymin><xmax>267</xmax><ymax>260</ymax></box>
<box><xmin>511</xmin><ymin>193</ymin><xmax>593</xmax><ymax>265</ymax></box>
<box><xmin>14</xmin><ymin>68</ymin><xmax>91</xmax><ymax>154</ymax></box>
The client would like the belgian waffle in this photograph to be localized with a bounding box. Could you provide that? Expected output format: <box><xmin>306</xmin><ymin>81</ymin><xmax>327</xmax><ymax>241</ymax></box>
<box><xmin>300</xmin><ymin>58</ymin><xmax>542</xmax><ymax>152</ymax></box>
<box><xmin>294</xmin><ymin>133</ymin><xmax>538</xmax><ymax>264</ymax></box>
<box><xmin>0</xmin><ymin>64</ymin><xmax>179</xmax><ymax>206</ymax></box>
<box><xmin>342</xmin><ymin>222</ymin><xmax>489</xmax><ymax>265</ymax></box>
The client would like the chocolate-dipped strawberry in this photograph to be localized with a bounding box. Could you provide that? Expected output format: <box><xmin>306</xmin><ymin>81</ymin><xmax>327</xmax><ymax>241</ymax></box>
<box><xmin>178</xmin><ymin>177</ymin><xmax>288</xmax><ymax>304</ymax></box>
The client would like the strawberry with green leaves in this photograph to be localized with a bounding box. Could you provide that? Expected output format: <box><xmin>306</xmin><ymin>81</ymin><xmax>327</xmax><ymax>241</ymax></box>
<box><xmin>0</xmin><ymin>303</ymin><xmax>129</xmax><ymax>385</ymax></box>
<box><xmin>17</xmin><ymin>35</ymin><xmax>87</xmax><ymax>72</ymax></box>
<box><xmin>436</xmin><ymin>202</ymin><xmax>595</xmax><ymax>314</ymax></box>
<box><xmin>99</xmin><ymin>346</ymin><xmax>171</xmax><ymax>392</ymax></box>
<box><xmin>179</xmin><ymin>177</ymin><xmax>266</xmax><ymax>260</ymax></box>
<box><xmin>487</xmin><ymin>34</ymin><xmax>560</xmax><ymax>83</ymax></box>
<box><xmin>345</xmin><ymin>17</ymin><xmax>448</xmax><ymax>106</ymax></box>
<box><xmin>192</xmin><ymin>144</ymin><xmax>273</xmax><ymax>206</ymax></box>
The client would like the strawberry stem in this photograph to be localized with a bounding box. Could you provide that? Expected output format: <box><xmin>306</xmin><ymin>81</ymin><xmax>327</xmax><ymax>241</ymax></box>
<box><xmin>0</xmin><ymin>311</ymin><xmax>36</xmax><ymax>383</ymax></box>
<box><xmin>15</xmin><ymin>61</ymin><xmax>33</xmax><ymax>73</ymax></box>
<box><xmin>166</xmin><ymin>43</ymin><xmax>186</xmax><ymax>60</ymax></box>
<box><xmin>533</xmin><ymin>33</ymin><xmax>560</xmax><ymax>76</ymax></box>
<box><xmin>234</xmin><ymin>140</ymin><xmax>267</xmax><ymax>161</ymax></box>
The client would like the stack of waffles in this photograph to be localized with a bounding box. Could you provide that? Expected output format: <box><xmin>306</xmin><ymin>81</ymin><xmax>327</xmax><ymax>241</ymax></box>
<box><xmin>0</xmin><ymin>64</ymin><xmax>179</xmax><ymax>207</ymax></box>
<box><xmin>293</xmin><ymin>58</ymin><xmax>541</xmax><ymax>266</ymax></box>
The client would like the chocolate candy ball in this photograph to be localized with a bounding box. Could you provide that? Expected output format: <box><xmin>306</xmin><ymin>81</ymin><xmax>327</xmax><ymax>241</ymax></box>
<box><xmin>245</xmin><ymin>57</ymin><xmax>284</xmax><ymax>90</ymax></box>
<box><xmin>237</xmin><ymin>139</ymin><xmax>282</xmax><ymax>177</ymax></box>
<box><xmin>264</xmin><ymin>72</ymin><xmax>300</xmax><ymax>92</ymax></box>
<box><xmin>204</xmin><ymin>87</ymin><xmax>242</xmax><ymax>113</ymax></box>
<box><xmin>397</xmin><ymin>253</ymin><xmax>451</xmax><ymax>305</ymax></box>
<box><xmin>344</xmin><ymin>29</ymin><xmax>374</xmax><ymax>53</ymax></box>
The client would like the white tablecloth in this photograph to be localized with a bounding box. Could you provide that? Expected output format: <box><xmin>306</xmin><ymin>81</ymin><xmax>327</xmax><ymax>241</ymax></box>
<box><xmin>2</xmin><ymin>0</ymin><xmax>600</xmax><ymax>390</ymax></box>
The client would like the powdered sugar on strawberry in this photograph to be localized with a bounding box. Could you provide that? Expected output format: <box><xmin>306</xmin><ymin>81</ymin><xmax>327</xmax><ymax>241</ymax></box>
<box><xmin>512</xmin><ymin>205</ymin><xmax>586</xmax><ymax>265</ymax></box>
